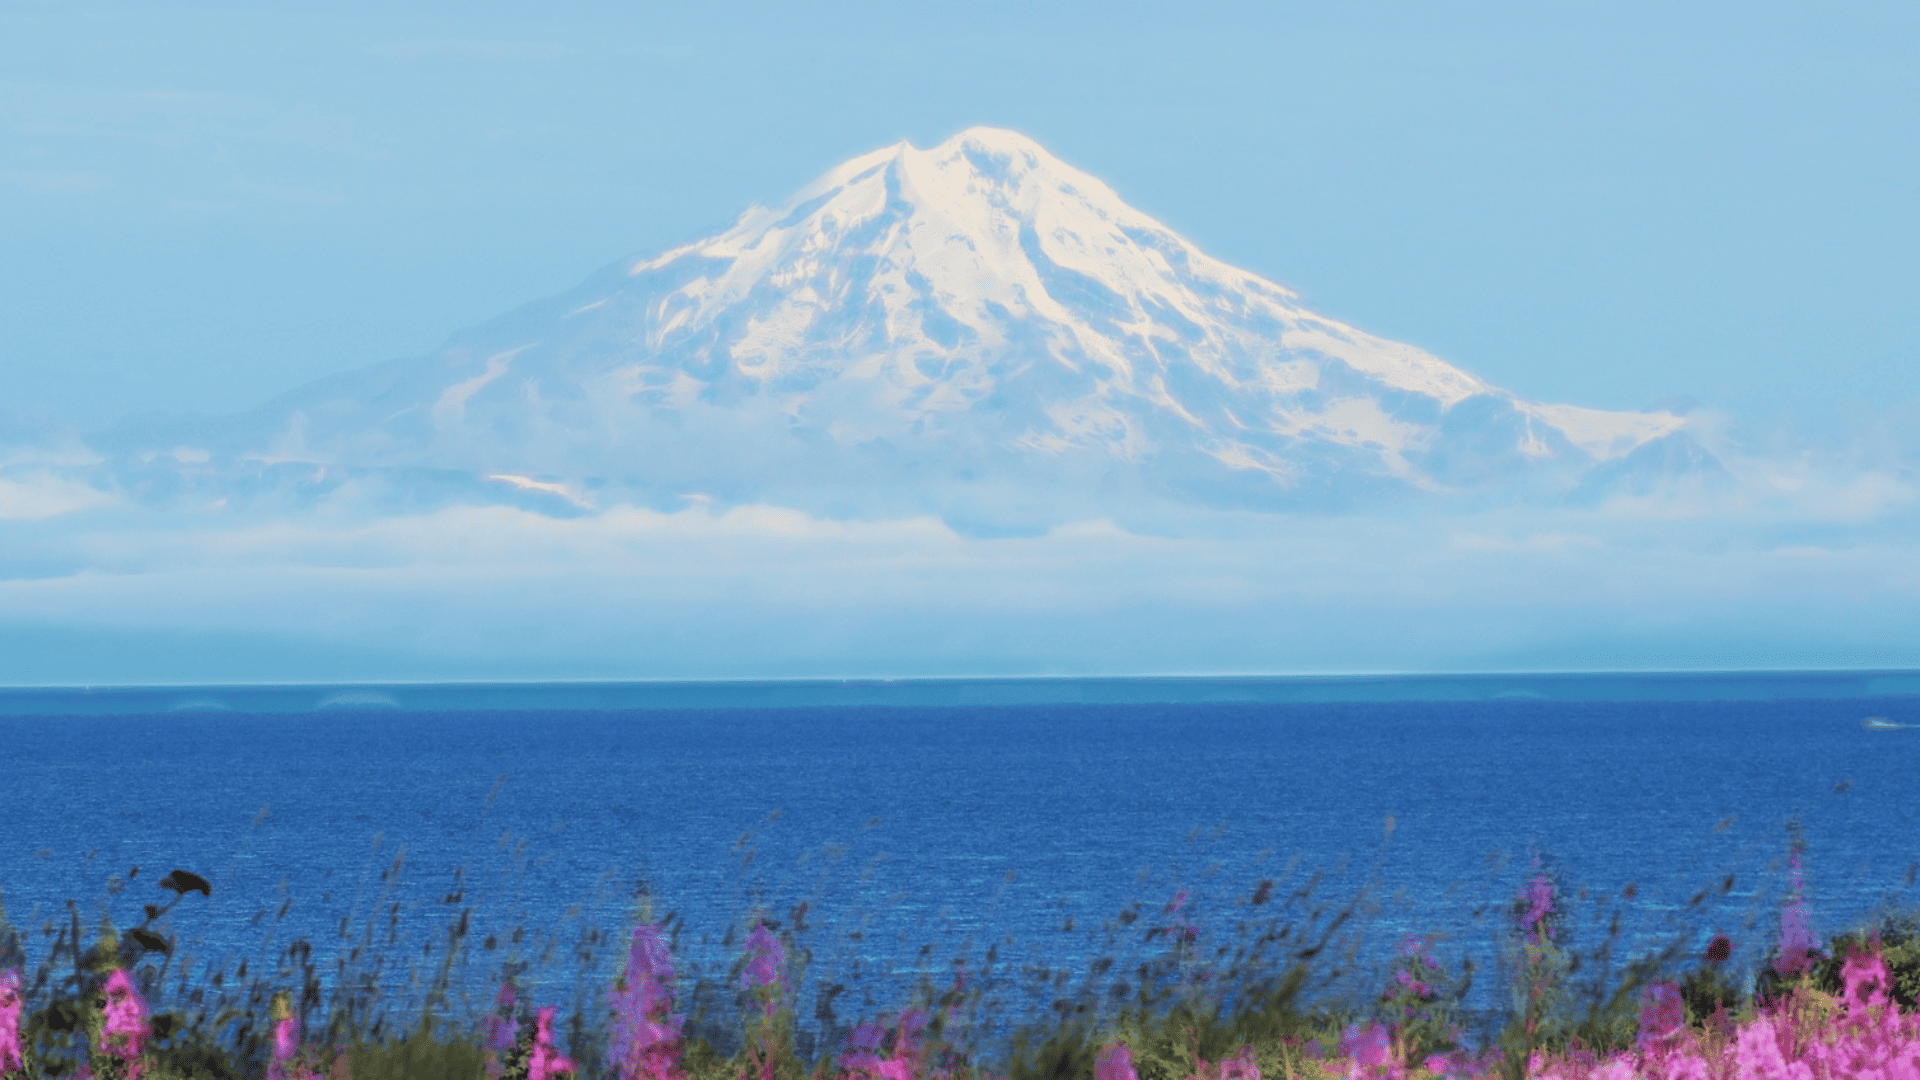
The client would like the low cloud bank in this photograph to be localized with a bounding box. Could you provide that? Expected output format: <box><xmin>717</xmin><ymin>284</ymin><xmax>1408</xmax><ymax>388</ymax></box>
<box><xmin>1</xmin><ymin>448</ymin><xmax>1917</xmax><ymax>683</ymax></box>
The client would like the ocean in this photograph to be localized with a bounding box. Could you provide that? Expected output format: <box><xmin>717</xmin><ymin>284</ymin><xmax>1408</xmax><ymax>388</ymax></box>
<box><xmin>2</xmin><ymin>672</ymin><xmax>1917</xmax><ymax>1064</ymax></box>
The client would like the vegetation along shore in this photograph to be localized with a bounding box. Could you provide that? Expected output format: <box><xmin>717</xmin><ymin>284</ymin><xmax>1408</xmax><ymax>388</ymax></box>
<box><xmin>3</xmin><ymin>820</ymin><xmax>1917</xmax><ymax>1080</ymax></box>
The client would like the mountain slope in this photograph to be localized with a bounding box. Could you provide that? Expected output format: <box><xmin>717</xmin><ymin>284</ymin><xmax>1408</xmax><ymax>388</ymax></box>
<box><xmin>98</xmin><ymin>127</ymin><xmax>1704</xmax><ymax>524</ymax></box>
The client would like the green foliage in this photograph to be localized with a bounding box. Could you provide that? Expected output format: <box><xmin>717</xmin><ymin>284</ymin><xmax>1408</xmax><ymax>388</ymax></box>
<box><xmin>1550</xmin><ymin>937</ymin><xmax>1711</xmax><ymax>1062</ymax></box>
<box><xmin>738</xmin><ymin>1005</ymin><xmax>811</xmax><ymax>1080</ymax></box>
<box><xmin>1675</xmin><ymin>963</ymin><xmax>1748</xmax><ymax>1028</ymax></box>
<box><xmin>679</xmin><ymin>1036</ymin><xmax>736</xmax><ymax>1080</ymax></box>
<box><xmin>1490</xmin><ymin>869</ymin><xmax>1575</xmax><ymax>1080</ymax></box>
<box><xmin>1003</xmin><ymin>964</ymin><xmax>1346</xmax><ymax>1080</ymax></box>
<box><xmin>12</xmin><ymin>838</ymin><xmax>1920</xmax><ymax>1080</ymax></box>
<box><xmin>342</xmin><ymin>1020</ymin><xmax>487</xmax><ymax>1080</ymax></box>
<box><xmin>1806</xmin><ymin>908</ymin><xmax>1920</xmax><ymax>1010</ymax></box>
<box><xmin>1004</xmin><ymin>1017</ymin><xmax>1100</xmax><ymax>1080</ymax></box>
<box><xmin>143</xmin><ymin>1030</ymin><xmax>249</xmax><ymax>1080</ymax></box>
<box><xmin>1362</xmin><ymin>938</ymin><xmax>1474</xmax><ymax>1068</ymax></box>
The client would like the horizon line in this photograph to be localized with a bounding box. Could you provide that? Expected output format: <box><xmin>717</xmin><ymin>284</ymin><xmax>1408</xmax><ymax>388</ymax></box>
<box><xmin>4</xmin><ymin>666</ymin><xmax>1920</xmax><ymax>692</ymax></box>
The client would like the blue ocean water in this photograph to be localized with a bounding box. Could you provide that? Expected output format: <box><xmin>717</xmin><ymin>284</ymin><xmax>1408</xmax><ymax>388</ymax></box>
<box><xmin>1</xmin><ymin>673</ymin><xmax>1917</xmax><ymax>1064</ymax></box>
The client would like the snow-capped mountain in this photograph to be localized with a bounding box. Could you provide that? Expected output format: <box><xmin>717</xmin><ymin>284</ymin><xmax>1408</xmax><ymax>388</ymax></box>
<box><xmin>97</xmin><ymin>127</ymin><xmax>1707</xmax><ymax>524</ymax></box>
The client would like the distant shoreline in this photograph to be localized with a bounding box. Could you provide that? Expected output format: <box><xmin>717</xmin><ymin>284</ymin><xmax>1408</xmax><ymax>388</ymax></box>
<box><xmin>3</xmin><ymin>668</ymin><xmax>1919</xmax><ymax>715</ymax></box>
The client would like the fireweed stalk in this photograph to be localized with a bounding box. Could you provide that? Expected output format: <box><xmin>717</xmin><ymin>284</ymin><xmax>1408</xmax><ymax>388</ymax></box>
<box><xmin>485</xmin><ymin>987</ymin><xmax>578</xmax><ymax>1080</ymax></box>
<box><xmin>12</xmin><ymin>836</ymin><xmax>1920</xmax><ymax>1080</ymax></box>
<box><xmin>1523</xmin><ymin>846</ymin><xmax>1920</xmax><ymax>1078</ymax></box>
<box><xmin>1094</xmin><ymin>1043</ymin><xmax>1136</xmax><ymax>1080</ymax></box>
<box><xmin>1337</xmin><ymin>1019</ymin><xmax>1394</xmax><ymax>1078</ymax></box>
<box><xmin>838</xmin><ymin>1010</ymin><xmax>927</xmax><ymax>1080</ymax></box>
<box><xmin>608</xmin><ymin>923</ymin><xmax>685</xmax><ymax>1080</ymax></box>
<box><xmin>1527</xmin><ymin>943</ymin><xmax>1920</xmax><ymax>1077</ymax></box>
<box><xmin>485</xmin><ymin>983</ymin><xmax>520</xmax><ymax>1080</ymax></box>
<box><xmin>91</xmin><ymin>969</ymin><xmax>149</xmax><ymax>1080</ymax></box>
<box><xmin>1157</xmin><ymin>889</ymin><xmax>1234</xmax><ymax>1011</ymax></box>
<box><xmin>1774</xmin><ymin>848</ymin><xmax>1825</xmax><ymax>986</ymax></box>
<box><xmin>1496</xmin><ymin>858</ymin><xmax>1572</xmax><ymax>1077</ymax></box>
<box><xmin>1</xmin><ymin>967</ymin><xmax>23</xmax><ymax>1078</ymax></box>
<box><xmin>739</xmin><ymin>924</ymin><xmax>794</xmax><ymax>1080</ymax></box>
<box><xmin>1374</xmin><ymin>934</ymin><xmax>1488</xmax><ymax>1077</ymax></box>
<box><xmin>267</xmin><ymin>992</ymin><xmax>321</xmax><ymax>1080</ymax></box>
<box><xmin>838</xmin><ymin>1017</ymin><xmax>895</xmax><ymax>1080</ymax></box>
<box><xmin>527</xmin><ymin>1008</ymin><xmax>577</xmax><ymax>1080</ymax></box>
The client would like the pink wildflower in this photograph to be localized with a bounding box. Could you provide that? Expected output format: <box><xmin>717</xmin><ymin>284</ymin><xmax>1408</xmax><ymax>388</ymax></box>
<box><xmin>1531</xmin><ymin>1055</ymin><xmax>1638</xmax><ymax>1080</ymax></box>
<box><xmin>892</xmin><ymin>1009</ymin><xmax>927</xmax><ymax>1072</ymax></box>
<box><xmin>1840</xmin><ymin>946</ymin><xmax>1893</xmax><ymax>1012</ymax></box>
<box><xmin>1420</xmin><ymin>1047</ymin><xmax>1497</xmax><ymax>1079</ymax></box>
<box><xmin>528</xmin><ymin>1007</ymin><xmax>576</xmax><ymax>1080</ymax></box>
<box><xmin>1213</xmin><ymin>1046</ymin><xmax>1259</xmax><ymax>1080</ymax></box>
<box><xmin>1095</xmin><ymin>1044</ymin><xmax>1138</xmax><ymax>1080</ymax></box>
<box><xmin>268</xmin><ymin>1002</ymin><xmax>304</xmax><ymax>1080</ymax></box>
<box><xmin>1391</xmin><ymin>968</ymin><xmax>1432</xmax><ymax>998</ymax></box>
<box><xmin>1338</xmin><ymin>1020</ymin><xmax>1393</xmax><ymax>1075</ymax></box>
<box><xmin>840</xmin><ymin>1010</ymin><xmax>928</xmax><ymax>1080</ymax></box>
<box><xmin>484</xmin><ymin>983</ymin><xmax>518</xmax><ymax>1080</ymax></box>
<box><xmin>1396</xmin><ymin>935</ymin><xmax>1439</xmax><ymax>969</ymax></box>
<box><xmin>741</xmin><ymin>922</ymin><xmax>787</xmax><ymax>1014</ymax></box>
<box><xmin>626</xmin><ymin>923</ymin><xmax>675</xmax><ymax>994</ymax></box>
<box><xmin>839</xmin><ymin>1030</ymin><xmax>911</xmax><ymax>1080</ymax></box>
<box><xmin>1731</xmin><ymin>1012</ymin><xmax>1796</xmax><ymax>1077</ymax></box>
<box><xmin>1774</xmin><ymin>850</ymin><xmax>1821</xmax><ymax>978</ymax></box>
<box><xmin>1161</xmin><ymin>890</ymin><xmax>1198</xmax><ymax>945</ymax></box>
<box><xmin>741</xmin><ymin>926</ymin><xmax>784</xmax><ymax>992</ymax></box>
<box><xmin>1636</xmin><ymin>981</ymin><xmax>1687</xmax><ymax>1053</ymax></box>
<box><xmin>1643</xmin><ymin>1051</ymin><xmax>1713</xmax><ymax>1080</ymax></box>
<box><xmin>99</xmin><ymin>969</ymin><xmax>149</xmax><ymax>1072</ymax></box>
<box><xmin>611</xmin><ymin>924</ymin><xmax>685</xmax><ymax>1080</ymax></box>
<box><xmin>841</xmin><ymin>1020</ymin><xmax>889</xmax><ymax>1071</ymax></box>
<box><xmin>0</xmin><ymin>967</ymin><xmax>24</xmax><ymax>1076</ymax></box>
<box><xmin>485</xmin><ymin>983</ymin><xmax>519</xmax><ymax>1053</ymax></box>
<box><xmin>941</xmin><ymin>971</ymin><xmax>966</xmax><ymax>1029</ymax></box>
<box><xmin>274</xmin><ymin>1015</ymin><xmax>299</xmax><ymax>1063</ymax></box>
<box><xmin>1520</xmin><ymin>874</ymin><xmax>1556</xmax><ymax>945</ymax></box>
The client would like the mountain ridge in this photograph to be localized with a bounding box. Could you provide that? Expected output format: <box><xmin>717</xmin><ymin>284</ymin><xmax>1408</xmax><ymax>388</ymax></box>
<box><xmin>88</xmin><ymin>126</ymin><xmax>1712</xmax><ymax>526</ymax></box>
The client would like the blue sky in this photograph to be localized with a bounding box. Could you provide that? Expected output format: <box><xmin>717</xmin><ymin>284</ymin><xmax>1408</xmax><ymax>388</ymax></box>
<box><xmin>5</xmin><ymin>0</ymin><xmax>1914</xmax><ymax>433</ymax></box>
<box><xmin>3</xmin><ymin>0</ymin><xmax>1918</xmax><ymax>683</ymax></box>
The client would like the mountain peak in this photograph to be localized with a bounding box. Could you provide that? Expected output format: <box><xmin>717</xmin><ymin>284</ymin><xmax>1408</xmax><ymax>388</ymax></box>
<box><xmin>100</xmin><ymin>128</ymin><xmax>1703</xmax><ymax>523</ymax></box>
<box><xmin>927</xmin><ymin>126</ymin><xmax>1070</xmax><ymax>178</ymax></box>
<box><xmin>938</xmin><ymin>125</ymin><xmax>1049</xmax><ymax>153</ymax></box>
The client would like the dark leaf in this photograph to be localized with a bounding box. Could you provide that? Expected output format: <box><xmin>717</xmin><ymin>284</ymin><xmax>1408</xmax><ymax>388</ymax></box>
<box><xmin>128</xmin><ymin>928</ymin><xmax>171</xmax><ymax>954</ymax></box>
<box><xmin>44</xmin><ymin>1000</ymin><xmax>81</xmax><ymax>1031</ymax></box>
<box><xmin>160</xmin><ymin>871</ymin><xmax>211</xmax><ymax>897</ymax></box>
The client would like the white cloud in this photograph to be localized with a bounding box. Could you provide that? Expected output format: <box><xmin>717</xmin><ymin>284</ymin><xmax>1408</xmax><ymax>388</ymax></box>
<box><xmin>0</xmin><ymin>473</ymin><xmax>114</xmax><ymax>520</ymax></box>
<box><xmin>4</xmin><ymin>491</ymin><xmax>1919</xmax><ymax>684</ymax></box>
<box><xmin>1</xmin><ymin>404</ymin><xmax>1916</xmax><ymax>682</ymax></box>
